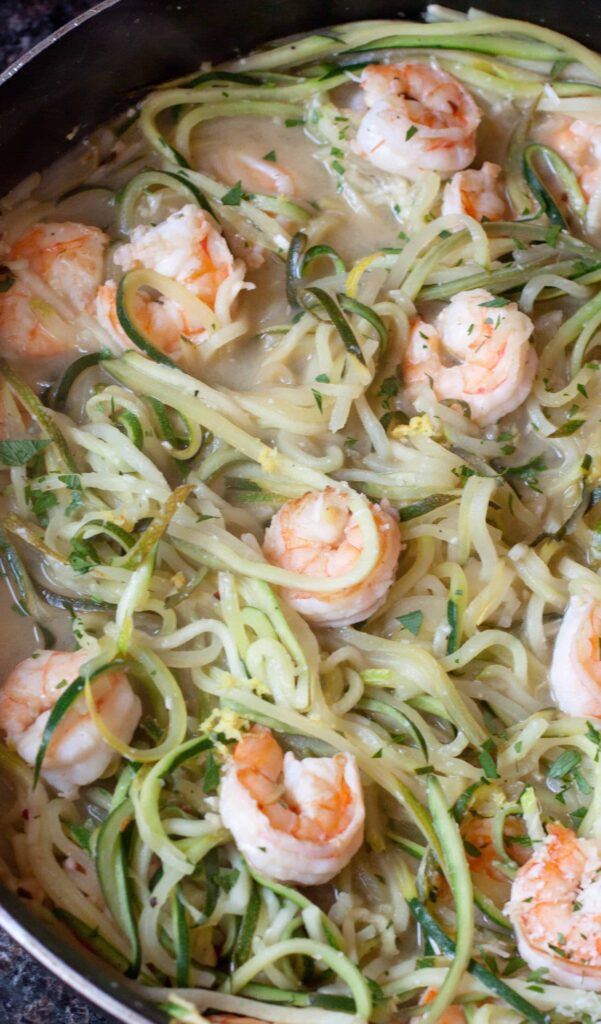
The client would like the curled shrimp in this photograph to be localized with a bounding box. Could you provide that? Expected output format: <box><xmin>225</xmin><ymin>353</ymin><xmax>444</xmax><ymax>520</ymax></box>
<box><xmin>535</xmin><ymin>117</ymin><xmax>601</xmax><ymax>200</ymax></box>
<box><xmin>262</xmin><ymin>487</ymin><xmax>402</xmax><ymax>628</ymax></box>
<box><xmin>506</xmin><ymin>824</ymin><xmax>601</xmax><ymax>989</ymax></box>
<box><xmin>0</xmin><ymin>650</ymin><xmax>141</xmax><ymax>797</ymax></box>
<box><xmin>96</xmin><ymin>204</ymin><xmax>251</xmax><ymax>359</ymax></box>
<box><xmin>442</xmin><ymin>162</ymin><xmax>506</xmax><ymax>222</ymax></box>
<box><xmin>219</xmin><ymin>726</ymin><xmax>365</xmax><ymax>886</ymax></box>
<box><xmin>550</xmin><ymin>594</ymin><xmax>601</xmax><ymax>718</ymax></box>
<box><xmin>354</xmin><ymin>63</ymin><xmax>480</xmax><ymax>178</ymax></box>
<box><xmin>403</xmin><ymin>288</ymin><xmax>536</xmax><ymax>426</ymax></box>
<box><xmin>0</xmin><ymin>221</ymin><xmax>107</xmax><ymax>358</ymax></box>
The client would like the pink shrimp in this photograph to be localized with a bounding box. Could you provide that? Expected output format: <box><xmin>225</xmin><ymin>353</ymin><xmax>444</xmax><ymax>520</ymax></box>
<box><xmin>507</xmin><ymin>824</ymin><xmax>601</xmax><ymax>990</ymax></box>
<box><xmin>262</xmin><ymin>487</ymin><xmax>402</xmax><ymax>628</ymax></box>
<box><xmin>442</xmin><ymin>162</ymin><xmax>506</xmax><ymax>222</ymax></box>
<box><xmin>96</xmin><ymin>204</ymin><xmax>251</xmax><ymax>360</ymax></box>
<box><xmin>219</xmin><ymin>726</ymin><xmax>365</xmax><ymax>886</ymax></box>
<box><xmin>403</xmin><ymin>288</ymin><xmax>536</xmax><ymax>426</ymax></box>
<box><xmin>355</xmin><ymin>63</ymin><xmax>481</xmax><ymax>178</ymax></box>
<box><xmin>0</xmin><ymin>650</ymin><xmax>141</xmax><ymax>796</ymax></box>
<box><xmin>535</xmin><ymin>117</ymin><xmax>601</xmax><ymax>200</ymax></box>
<box><xmin>0</xmin><ymin>222</ymin><xmax>107</xmax><ymax>358</ymax></box>
<box><xmin>549</xmin><ymin>594</ymin><xmax>601</xmax><ymax>718</ymax></box>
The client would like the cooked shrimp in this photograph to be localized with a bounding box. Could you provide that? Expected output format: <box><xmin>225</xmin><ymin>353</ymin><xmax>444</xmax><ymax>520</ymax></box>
<box><xmin>354</xmin><ymin>63</ymin><xmax>480</xmax><ymax>178</ymax></box>
<box><xmin>220</xmin><ymin>726</ymin><xmax>364</xmax><ymax>886</ymax></box>
<box><xmin>97</xmin><ymin>281</ymin><xmax>202</xmax><ymax>361</ymax></box>
<box><xmin>506</xmin><ymin>823</ymin><xmax>601</xmax><ymax>989</ymax></box>
<box><xmin>0</xmin><ymin>221</ymin><xmax>107</xmax><ymax>358</ymax></box>
<box><xmin>411</xmin><ymin>989</ymin><xmax>466</xmax><ymax>1024</ymax></box>
<box><xmin>549</xmin><ymin>593</ymin><xmax>601</xmax><ymax>718</ymax></box>
<box><xmin>0</xmin><ymin>650</ymin><xmax>141</xmax><ymax>797</ymax></box>
<box><xmin>442</xmin><ymin>162</ymin><xmax>506</xmax><ymax>222</ymax></box>
<box><xmin>403</xmin><ymin>288</ymin><xmax>536</xmax><ymax>426</ymax></box>
<box><xmin>197</xmin><ymin>147</ymin><xmax>296</xmax><ymax>196</ymax></box>
<box><xmin>262</xmin><ymin>487</ymin><xmax>402</xmax><ymax>628</ymax></box>
<box><xmin>96</xmin><ymin>204</ymin><xmax>251</xmax><ymax>358</ymax></box>
<box><xmin>536</xmin><ymin>117</ymin><xmax>601</xmax><ymax>200</ymax></box>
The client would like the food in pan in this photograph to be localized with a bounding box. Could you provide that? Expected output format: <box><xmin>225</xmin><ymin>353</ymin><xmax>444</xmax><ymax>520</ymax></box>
<box><xmin>3</xmin><ymin>5</ymin><xmax>601</xmax><ymax>1022</ymax></box>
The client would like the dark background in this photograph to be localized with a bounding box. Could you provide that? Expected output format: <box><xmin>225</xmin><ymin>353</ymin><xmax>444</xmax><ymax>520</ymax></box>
<box><xmin>0</xmin><ymin>1</ymin><xmax>97</xmax><ymax>69</ymax></box>
<box><xmin>0</xmin><ymin>11</ymin><xmax>106</xmax><ymax>1024</ymax></box>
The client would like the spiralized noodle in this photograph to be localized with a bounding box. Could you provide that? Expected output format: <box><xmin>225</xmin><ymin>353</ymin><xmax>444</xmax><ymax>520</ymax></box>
<box><xmin>5</xmin><ymin>6</ymin><xmax>601</xmax><ymax>1024</ymax></box>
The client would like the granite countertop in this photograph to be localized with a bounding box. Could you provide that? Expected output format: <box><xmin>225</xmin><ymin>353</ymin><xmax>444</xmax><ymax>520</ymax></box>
<box><xmin>0</xmin><ymin>5</ymin><xmax>114</xmax><ymax>1023</ymax></box>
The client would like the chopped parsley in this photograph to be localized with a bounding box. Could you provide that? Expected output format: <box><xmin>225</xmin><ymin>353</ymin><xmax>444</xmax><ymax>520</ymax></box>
<box><xmin>553</xmin><ymin>419</ymin><xmax>585</xmax><ymax>437</ymax></box>
<box><xmin>221</xmin><ymin>181</ymin><xmax>247</xmax><ymax>206</ymax></box>
<box><xmin>68</xmin><ymin>535</ymin><xmax>100</xmax><ymax>575</ymax></box>
<box><xmin>452</xmin><ymin>464</ymin><xmax>477</xmax><ymax>486</ymax></box>
<box><xmin>59</xmin><ymin>473</ymin><xmax>84</xmax><ymax>516</ymax></box>
<box><xmin>25</xmin><ymin>486</ymin><xmax>59</xmax><ymax>528</ymax></box>
<box><xmin>478</xmin><ymin>297</ymin><xmax>510</xmax><ymax>308</ymax></box>
<box><xmin>203</xmin><ymin>751</ymin><xmax>220</xmax><ymax>794</ymax></box>
<box><xmin>215</xmin><ymin>867</ymin><xmax>239</xmax><ymax>893</ymax></box>
<box><xmin>0</xmin><ymin>439</ymin><xmax>50</xmax><ymax>467</ymax></box>
<box><xmin>547</xmin><ymin>749</ymin><xmax>581</xmax><ymax>780</ymax></box>
<box><xmin>478</xmin><ymin>738</ymin><xmax>500</xmax><ymax>779</ymax></box>
<box><xmin>501</xmin><ymin>455</ymin><xmax>547</xmax><ymax>488</ymax></box>
<box><xmin>586</xmin><ymin>721</ymin><xmax>601</xmax><ymax>759</ymax></box>
<box><xmin>378</xmin><ymin>374</ymin><xmax>401</xmax><ymax>410</ymax></box>
<box><xmin>397</xmin><ymin>609</ymin><xmax>423</xmax><ymax>636</ymax></box>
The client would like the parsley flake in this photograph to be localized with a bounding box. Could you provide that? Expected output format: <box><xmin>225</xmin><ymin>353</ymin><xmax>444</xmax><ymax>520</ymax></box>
<box><xmin>397</xmin><ymin>610</ymin><xmax>423</xmax><ymax>636</ymax></box>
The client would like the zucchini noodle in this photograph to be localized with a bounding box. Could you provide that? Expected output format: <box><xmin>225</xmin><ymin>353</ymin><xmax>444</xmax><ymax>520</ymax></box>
<box><xmin>5</xmin><ymin>7</ymin><xmax>601</xmax><ymax>1024</ymax></box>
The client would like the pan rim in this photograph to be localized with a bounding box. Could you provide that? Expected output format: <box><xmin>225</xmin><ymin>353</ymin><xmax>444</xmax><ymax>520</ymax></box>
<box><xmin>0</xmin><ymin>0</ymin><xmax>122</xmax><ymax>88</ymax></box>
<box><xmin>0</xmin><ymin>894</ymin><xmax>163</xmax><ymax>1023</ymax></box>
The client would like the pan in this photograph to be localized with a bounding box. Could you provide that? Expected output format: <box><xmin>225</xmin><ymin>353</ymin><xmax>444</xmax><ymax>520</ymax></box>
<box><xmin>0</xmin><ymin>0</ymin><xmax>599</xmax><ymax>1020</ymax></box>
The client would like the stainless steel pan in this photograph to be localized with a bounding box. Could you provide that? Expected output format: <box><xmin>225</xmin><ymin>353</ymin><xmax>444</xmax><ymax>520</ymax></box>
<box><xmin>0</xmin><ymin>0</ymin><xmax>599</xmax><ymax>1018</ymax></box>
